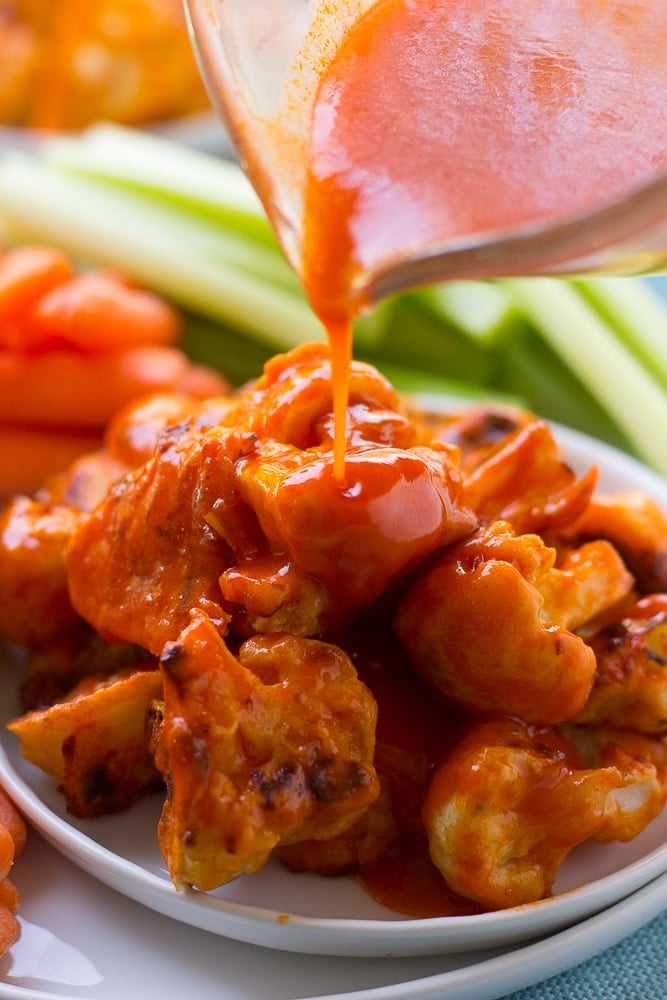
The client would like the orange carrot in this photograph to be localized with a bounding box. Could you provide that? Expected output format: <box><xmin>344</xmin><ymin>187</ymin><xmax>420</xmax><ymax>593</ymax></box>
<box><xmin>174</xmin><ymin>361</ymin><xmax>230</xmax><ymax>398</ymax></box>
<box><xmin>0</xmin><ymin>245</ymin><xmax>229</xmax><ymax>493</ymax></box>
<box><xmin>0</xmin><ymin>245</ymin><xmax>73</xmax><ymax>339</ymax></box>
<box><xmin>0</xmin><ymin>790</ymin><xmax>26</xmax><ymax>859</ymax></box>
<box><xmin>0</xmin><ymin>879</ymin><xmax>19</xmax><ymax>913</ymax></box>
<box><xmin>0</xmin><ymin>345</ymin><xmax>196</xmax><ymax>428</ymax></box>
<box><xmin>22</xmin><ymin>270</ymin><xmax>182</xmax><ymax>354</ymax></box>
<box><xmin>0</xmin><ymin>827</ymin><xmax>14</xmax><ymax>884</ymax></box>
<box><xmin>0</xmin><ymin>903</ymin><xmax>18</xmax><ymax>958</ymax></box>
<box><xmin>0</xmin><ymin>792</ymin><xmax>24</xmax><ymax>959</ymax></box>
<box><xmin>0</xmin><ymin>424</ymin><xmax>102</xmax><ymax>495</ymax></box>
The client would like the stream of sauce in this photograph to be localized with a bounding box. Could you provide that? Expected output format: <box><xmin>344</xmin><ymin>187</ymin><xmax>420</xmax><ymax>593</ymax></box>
<box><xmin>301</xmin><ymin>0</ymin><xmax>667</xmax><ymax>477</ymax></box>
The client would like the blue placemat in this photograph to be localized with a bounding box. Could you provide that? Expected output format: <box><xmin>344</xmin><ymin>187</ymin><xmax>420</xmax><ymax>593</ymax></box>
<box><xmin>505</xmin><ymin>909</ymin><xmax>667</xmax><ymax>1000</ymax></box>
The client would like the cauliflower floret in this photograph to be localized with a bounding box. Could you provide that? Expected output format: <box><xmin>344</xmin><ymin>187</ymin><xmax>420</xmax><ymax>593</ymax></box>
<box><xmin>423</xmin><ymin>717</ymin><xmax>663</xmax><ymax>910</ymax></box>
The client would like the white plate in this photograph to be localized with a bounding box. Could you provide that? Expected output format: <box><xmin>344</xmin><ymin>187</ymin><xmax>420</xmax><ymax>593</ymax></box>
<box><xmin>0</xmin><ymin>826</ymin><xmax>666</xmax><ymax>1000</ymax></box>
<box><xmin>0</xmin><ymin>421</ymin><xmax>666</xmax><ymax>960</ymax></box>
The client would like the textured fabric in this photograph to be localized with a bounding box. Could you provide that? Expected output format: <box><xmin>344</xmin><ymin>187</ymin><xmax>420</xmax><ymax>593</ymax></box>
<box><xmin>506</xmin><ymin>910</ymin><xmax>667</xmax><ymax>1000</ymax></box>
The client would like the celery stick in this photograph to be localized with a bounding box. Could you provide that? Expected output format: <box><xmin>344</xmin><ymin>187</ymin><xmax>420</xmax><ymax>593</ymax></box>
<box><xmin>364</xmin><ymin>358</ymin><xmax>523</xmax><ymax>404</ymax></box>
<box><xmin>353</xmin><ymin>296</ymin><xmax>399</xmax><ymax>352</ymax></box>
<box><xmin>362</xmin><ymin>294</ymin><xmax>497</xmax><ymax>388</ymax></box>
<box><xmin>495</xmin><ymin>325</ymin><xmax>633</xmax><ymax>452</ymax></box>
<box><xmin>182</xmin><ymin>313</ymin><xmax>273</xmax><ymax>386</ymax></box>
<box><xmin>0</xmin><ymin>153</ymin><xmax>323</xmax><ymax>350</ymax></box>
<box><xmin>504</xmin><ymin>278</ymin><xmax>667</xmax><ymax>475</ymax></box>
<box><xmin>43</xmin><ymin>134</ymin><xmax>301</xmax><ymax>296</ymax></box>
<box><xmin>574</xmin><ymin>277</ymin><xmax>667</xmax><ymax>390</ymax></box>
<box><xmin>419</xmin><ymin>279</ymin><xmax>520</xmax><ymax>345</ymax></box>
<box><xmin>43</xmin><ymin>123</ymin><xmax>276</xmax><ymax>246</ymax></box>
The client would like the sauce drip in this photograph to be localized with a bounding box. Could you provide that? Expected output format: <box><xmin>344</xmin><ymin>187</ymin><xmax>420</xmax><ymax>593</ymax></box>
<box><xmin>301</xmin><ymin>0</ymin><xmax>667</xmax><ymax>474</ymax></box>
<box><xmin>328</xmin><ymin>319</ymin><xmax>352</xmax><ymax>481</ymax></box>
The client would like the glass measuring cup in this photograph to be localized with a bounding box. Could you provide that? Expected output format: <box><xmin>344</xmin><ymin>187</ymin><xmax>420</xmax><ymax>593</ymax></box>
<box><xmin>184</xmin><ymin>0</ymin><xmax>667</xmax><ymax>314</ymax></box>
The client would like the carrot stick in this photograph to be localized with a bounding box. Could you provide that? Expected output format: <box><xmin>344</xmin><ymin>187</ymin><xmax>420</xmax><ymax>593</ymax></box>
<box><xmin>0</xmin><ymin>827</ymin><xmax>14</xmax><ymax>884</ymax></box>
<box><xmin>23</xmin><ymin>270</ymin><xmax>182</xmax><ymax>354</ymax></box>
<box><xmin>0</xmin><ymin>792</ymin><xmax>24</xmax><ymax>958</ymax></box>
<box><xmin>0</xmin><ymin>245</ymin><xmax>73</xmax><ymax>336</ymax></box>
<box><xmin>0</xmin><ymin>809</ymin><xmax>21</xmax><ymax>958</ymax></box>
<box><xmin>0</xmin><ymin>425</ymin><xmax>102</xmax><ymax>495</ymax></box>
<box><xmin>0</xmin><ymin>790</ymin><xmax>26</xmax><ymax>859</ymax></box>
<box><xmin>174</xmin><ymin>361</ymin><xmax>230</xmax><ymax>398</ymax></box>
<box><xmin>0</xmin><ymin>345</ymin><xmax>194</xmax><ymax>428</ymax></box>
<box><xmin>0</xmin><ymin>903</ymin><xmax>18</xmax><ymax>958</ymax></box>
<box><xmin>0</xmin><ymin>879</ymin><xmax>19</xmax><ymax>913</ymax></box>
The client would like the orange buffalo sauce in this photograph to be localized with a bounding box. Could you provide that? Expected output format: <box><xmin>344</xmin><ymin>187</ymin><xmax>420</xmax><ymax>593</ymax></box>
<box><xmin>344</xmin><ymin>627</ymin><xmax>479</xmax><ymax>917</ymax></box>
<box><xmin>301</xmin><ymin>0</ymin><xmax>667</xmax><ymax>477</ymax></box>
<box><xmin>357</xmin><ymin>842</ymin><xmax>484</xmax><ymax>919</ymax></box>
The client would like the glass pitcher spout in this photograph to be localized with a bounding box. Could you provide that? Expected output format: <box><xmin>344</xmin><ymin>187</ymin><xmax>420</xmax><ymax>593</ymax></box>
<box><xmin>185</xmin><ymin>0</ymin><xmax>667</xmax><ymax>316</ymax></box>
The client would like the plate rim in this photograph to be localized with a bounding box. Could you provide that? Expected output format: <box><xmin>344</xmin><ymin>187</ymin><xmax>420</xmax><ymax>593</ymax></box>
<box><xmin>302</xmin><ymin>868</ymin><xmax>667</xmax><ymax>1000</ymax></box>
<box><xmin>1</xmin><ymin>835</ymin><xmax>667</xmax><ymax>1000</ymax></box>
